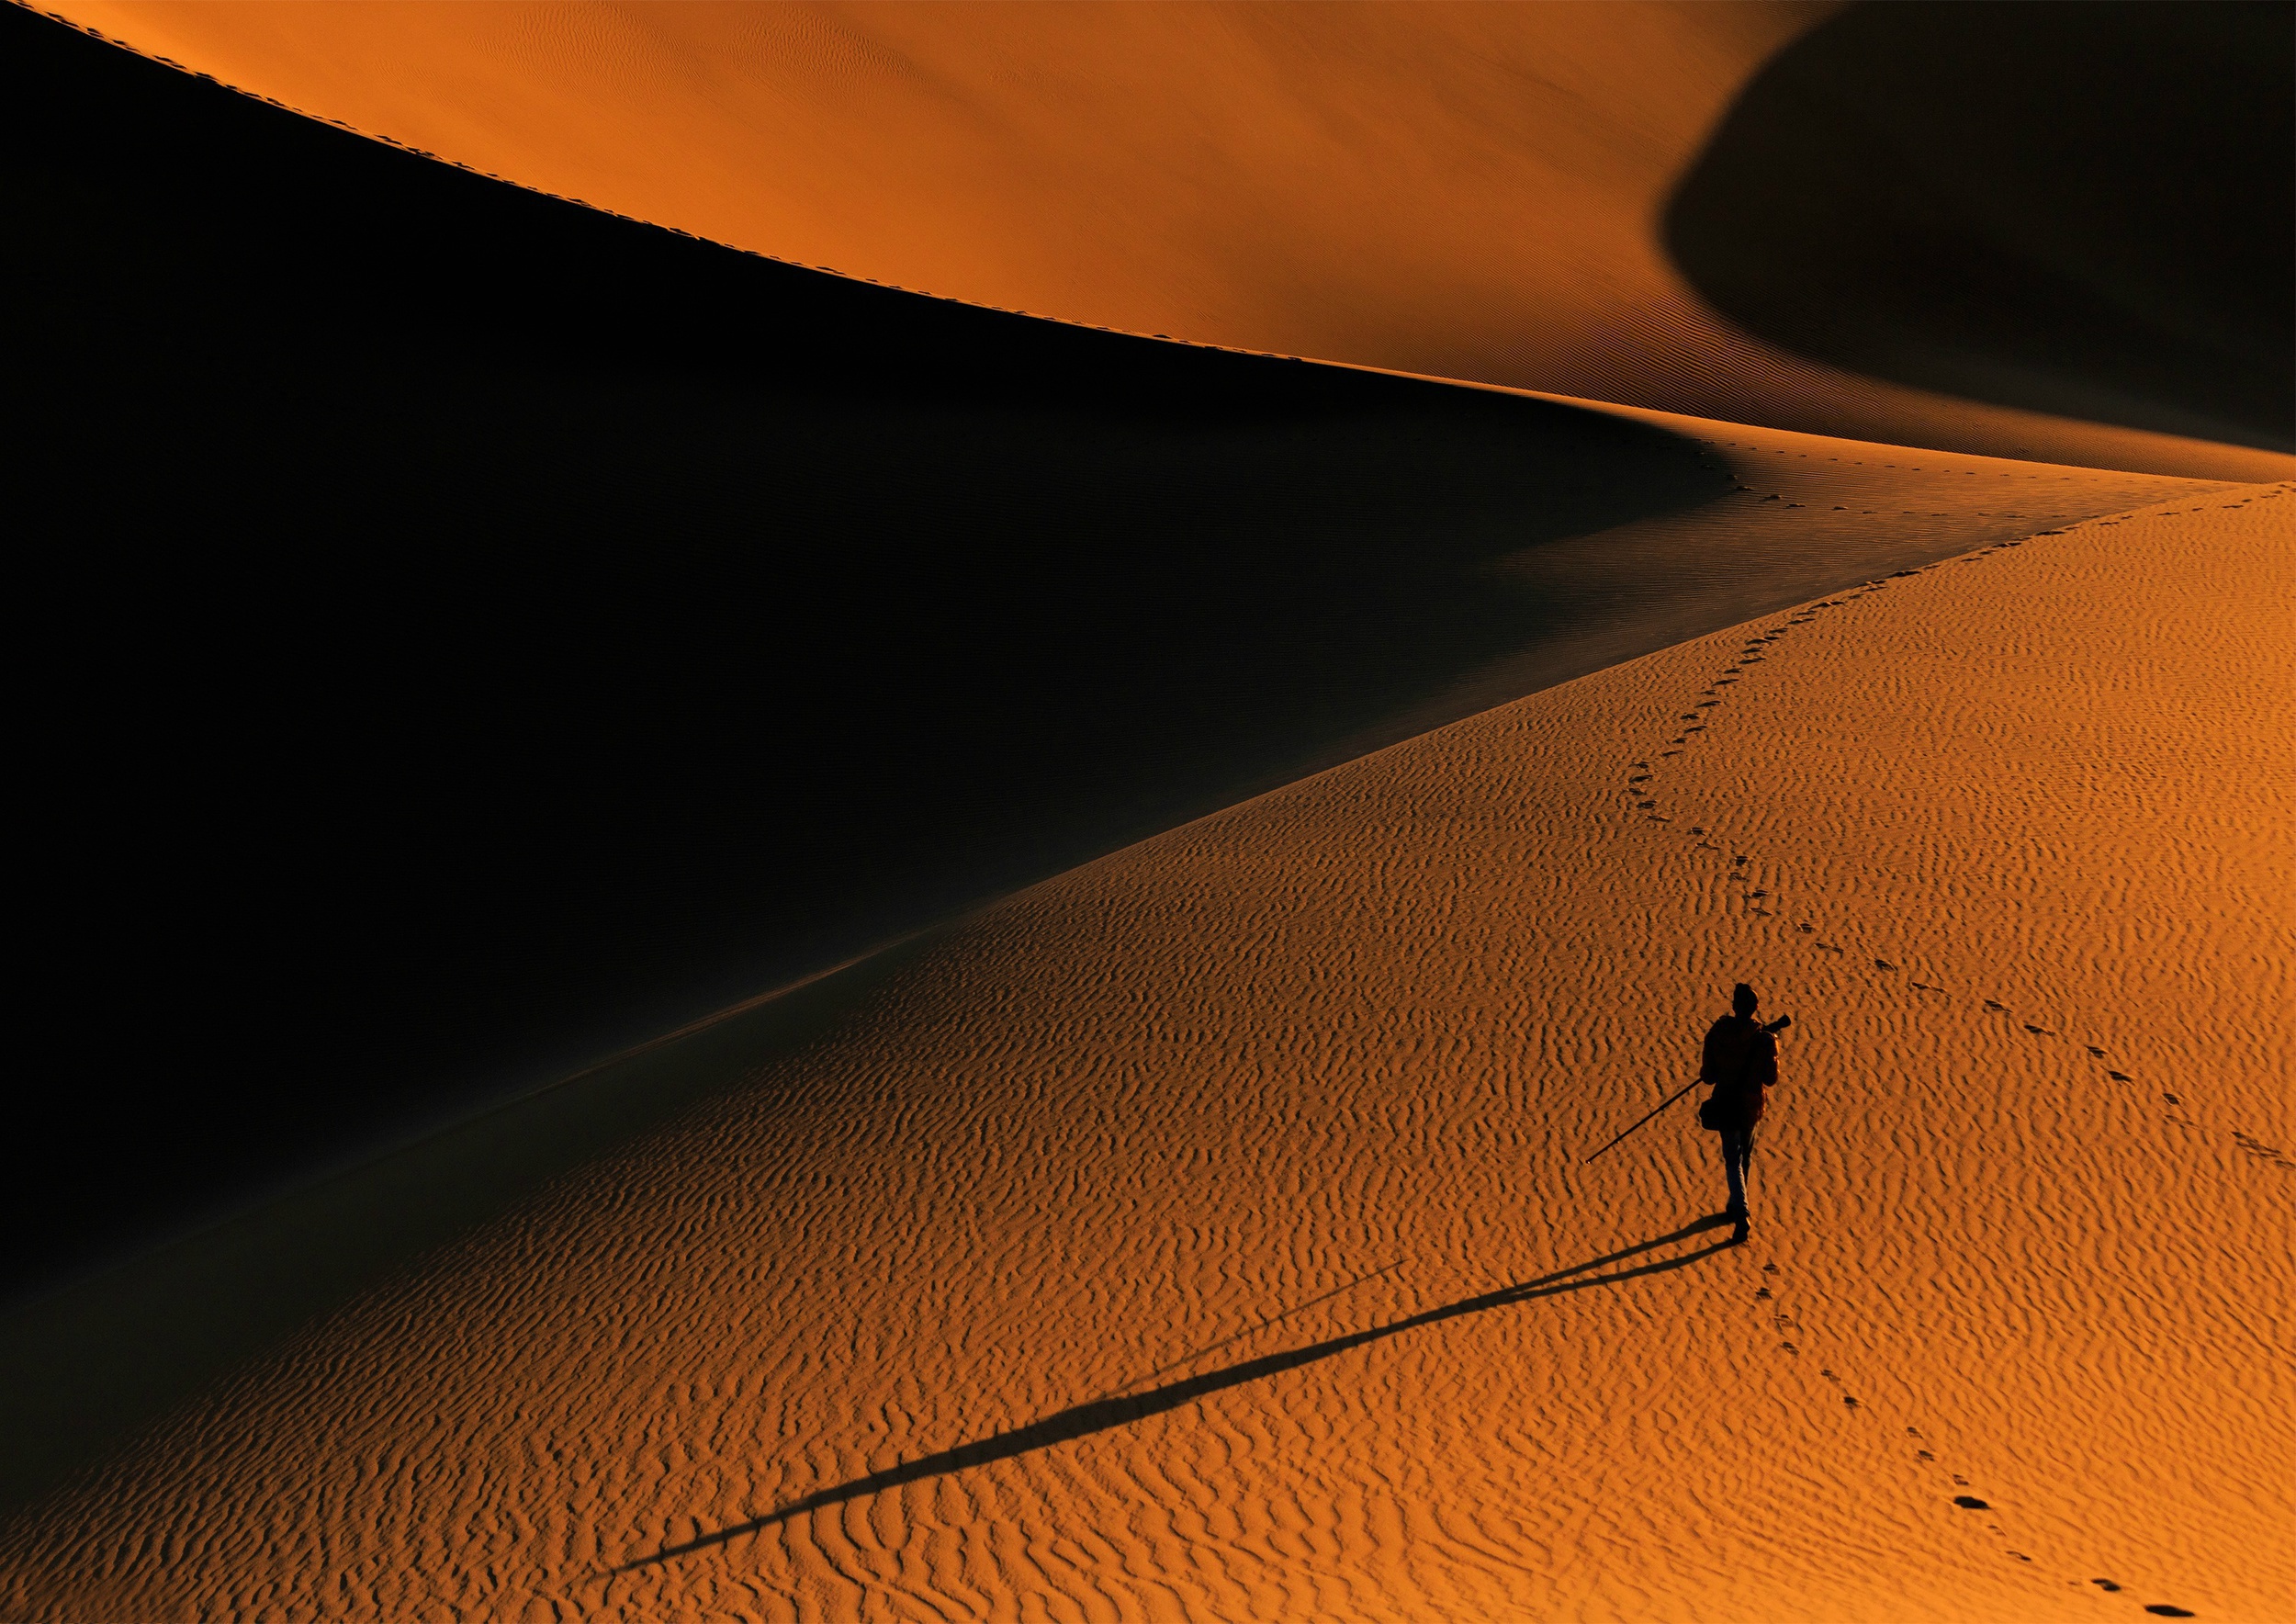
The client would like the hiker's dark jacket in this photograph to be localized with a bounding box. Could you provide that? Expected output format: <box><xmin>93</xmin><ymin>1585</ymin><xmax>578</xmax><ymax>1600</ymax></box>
<box><xmin>1701</xmin><ymin>1014</ymin><xmax>1778</xmax><ymax>1130</ymax></box>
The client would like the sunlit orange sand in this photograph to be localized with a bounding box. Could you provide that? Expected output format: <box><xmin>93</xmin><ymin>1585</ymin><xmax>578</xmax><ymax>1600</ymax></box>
<box><xmin>6</xmin><ymin>4</ymin><xmax>2290</xmax><ymax>1620</ymax></box>
<box><xmin>48</xmin><ymin>0</ymin><xmax>2290</xmax><ymax>480</ymax></box>
<box><xmin>6</xmin><ymin>480</ymin><xmax>2287</xmax><ymax>1619</ymax></box>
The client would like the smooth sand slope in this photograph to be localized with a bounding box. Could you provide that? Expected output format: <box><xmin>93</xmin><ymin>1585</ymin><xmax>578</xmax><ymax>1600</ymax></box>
<box><xmin>7</xmin><ymin>485</ymin><xmax>2287</xmax><ymax>1619</ymax></box>
<box><xmin>43</xmin><ymin>0</ymin><xmax>2291</xmax><ymax>480</ymax></box>
<box><xmin>1665</xmin><ymin>2</ymin><xmax>2293</xmax><ymax>454</ymax></box>
<box><xmin>6</xmin><ymin>3</ymin><xmax>2224</xmax><ymax>1293</ymax></box>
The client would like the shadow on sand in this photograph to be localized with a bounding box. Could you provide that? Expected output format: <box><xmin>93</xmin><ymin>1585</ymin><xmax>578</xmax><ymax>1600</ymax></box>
<box><xmin>8</xmin><ymin>3</ymin><xmax>1739</xmax><ymax>1292</ymax></box>
<box><xmin>1665</xmin><ymin>0</ymin><xmax>2292</xmax><ymax>450</ymax></box>
<box><xmin>615</xmin><ymin>1215</ymin><xmax>1736</xmax><ymax>1573</ymax></box>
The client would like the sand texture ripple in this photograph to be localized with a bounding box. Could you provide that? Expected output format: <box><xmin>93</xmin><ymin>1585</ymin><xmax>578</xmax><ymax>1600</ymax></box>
<box><xmin>4</xmin><ymin>489</ymin><xmax>2288</xmax><ymax>1619</ymax></box>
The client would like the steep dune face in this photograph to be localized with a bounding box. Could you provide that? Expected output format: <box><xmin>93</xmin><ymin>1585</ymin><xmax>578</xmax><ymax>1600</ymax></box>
<box><xmin>1667</xmin><ymin>1</ymin><xmax>2295</xmax><ymax>454</ymax></box>
<box><xmin>11</xmin><ymin>3</ymin><xmax>2229</xmax><ymax>1292</ymax></box>
<box><xmin>8</xmin><ymin>6</ymin><xmax>2290</xmax><ymax>1614</ymax></box>
<box><xmin>7</xmin><ymin>486</ymin><xmax>2287</xmax><ymax>1621</ymax></box>
<box><xmin>47</xmin><ymin>0</ymin><xmax>2290</xmax><ymax>479</ymax></box>
<box><xmin>3</xmin><ymin>1</ymin><xmax>1705</xmax><ymax>1290</ymax></box>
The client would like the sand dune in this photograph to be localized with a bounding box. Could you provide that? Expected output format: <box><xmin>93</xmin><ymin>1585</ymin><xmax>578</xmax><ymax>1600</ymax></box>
<box><xmin>44</xmin><ymin>0</ymin><xmax>2292</xmax><ymax>480</ymax></box>
<box><xmin>7</xmin><ymin>484</ymin><xmax>2287</xmax><ymax>1619</ymax></box>
<box><xmin>8</xmin><ymin>8</ymin><xmax>2290</xmax><ymax>1618</ymax></box>
<box><xmin>7</xmin><ymin>3</ymin><xmax>2229</xmax><ymax>1293</ymax></box>
<box><xmin>1667</xmin><ymin>2</ymin><xmax>2293</xmax><ymax>453</ymax></box>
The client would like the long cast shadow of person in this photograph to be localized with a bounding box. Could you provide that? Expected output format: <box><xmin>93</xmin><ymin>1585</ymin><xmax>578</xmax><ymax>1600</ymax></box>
<box><xmin>612</xmin><ymin>1213</ymin><xmax>1737</xmax><ymax>1573</ymax></box>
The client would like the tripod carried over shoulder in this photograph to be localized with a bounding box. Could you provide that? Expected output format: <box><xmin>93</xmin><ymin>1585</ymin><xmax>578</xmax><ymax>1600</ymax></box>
<box><xmin>1581</xmin><ymin>1014</ymin><xmax>1790</xmax><ymax>1164</ymax></box>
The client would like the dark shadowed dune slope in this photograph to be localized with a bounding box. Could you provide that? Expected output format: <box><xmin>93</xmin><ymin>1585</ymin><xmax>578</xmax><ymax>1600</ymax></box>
<box><xmin>1666</xmin><ymin>0</ymin><xmax>2295</xmax><ymax>453</ymax></box>
<box><xmin>5</xmin><ymin>5</ymin><xmax>1747</xmax><ymax>1288</ymax></box>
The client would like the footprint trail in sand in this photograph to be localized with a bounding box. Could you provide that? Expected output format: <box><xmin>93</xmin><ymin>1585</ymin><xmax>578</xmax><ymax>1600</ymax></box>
<box><xmin>6</xmin><ymin>477</ymin><xmax>2287</xmax><ymax>1620</ymax></box>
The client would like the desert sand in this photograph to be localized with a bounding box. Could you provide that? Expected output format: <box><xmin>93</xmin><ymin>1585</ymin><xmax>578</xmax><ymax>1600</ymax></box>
<box><xmin>6</xmin><ymin>481</ymin><xmax>2287</xmax><ymax>1619</ymax></box>
<box><xmin>8</xmin><ymin>2</ymin><xmax>2242</xmax><ymax>1294</ymax></box>
<box><xmin>42</xmin><ymin>0</ymin><xmax>2292</xmax><ymax>479</ymax></box>
<box><xmin>5</xmin><ymin>5</ymin><xmax>2290</xmax><ymax>1620</ymax></box>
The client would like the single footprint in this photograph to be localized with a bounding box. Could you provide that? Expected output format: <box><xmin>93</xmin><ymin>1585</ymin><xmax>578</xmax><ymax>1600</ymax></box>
<box><xmin>2144</xmin><ymin>1607</ymin><xmax>2197</xmax><ymax>1618</ymax></box>
<box><xmin>2162</xmin><ymin>1092</ymin><xmax>2181</xmax><ymax>1106</ymax></box>
<box><xmin>1953</xmin><ymin>1495</ymin><xmax>1991</xmax><ymax>1511</ymax></box>
<box><xmin>2109</xmin><ymin>1070</ymin><xmax>2133</xmax><ymax>1082</ymax></box>
<box><xmin>1749</xmin><ymin>889</ymin><xmax>1769</xmax><ymax>899</ymax></box>
<box><xmin>2092</xmin><ymin>1579</ymin><xmax>2123</xmax><ymax>1593</ymax></box>
<box><xmin>1754</xmin><ymin>1287</ymin><xmax>1772</xmax><ymax>1300</ymax></box>
<box><xmin>1763</xmin><ymin>1263</ymin><xmax>1779</xmax><ymax>1274</ymax></box>
<box><xmin>1843</xmin><ymin>1395</ymin><xmax>1860</xmax><ymax>1409</ymax></box>
<box><xmin>1690</xmin><ymin>826</ymin><xmax>1705</xmax><ymax>835</ymax></box>
<box><xmin>1875</xmin><ymin>960</ymin><xmax>1898</xmax><ymax>972</ymax></box>
<box><xmin>2087</xmin><ymin>1045</ymin><xmax>2106</xmax><ymax>1058</ymax></box>
<box><xmin>2024</xmin><ymin>1024</ymin><xmax>2055</xmax><ymax>1036</ymax></box>
<box><xmin>1733</xmin><ymin>855</ymin><xmax>1750</xmax><ymax>867</ymax></box>
<box><xmin>1985</xmin><ymin>1000</ymin><xmax>2008</xmax><ymax>1012</ymax></box>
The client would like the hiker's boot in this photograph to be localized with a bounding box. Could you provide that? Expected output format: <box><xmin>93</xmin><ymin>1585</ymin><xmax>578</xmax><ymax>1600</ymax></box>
<box><xmin>1729</xmin><ymin>1214</ymin><xmax>1750</xmax><ymax>1246</ymax></box>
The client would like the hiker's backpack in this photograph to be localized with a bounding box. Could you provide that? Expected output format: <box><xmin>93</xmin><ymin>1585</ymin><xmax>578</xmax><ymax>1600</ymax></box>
<box><xmin>1697</xmin><ymin>1016</ymin><xmax>1764</xmax><ymax>1131</ymax></box>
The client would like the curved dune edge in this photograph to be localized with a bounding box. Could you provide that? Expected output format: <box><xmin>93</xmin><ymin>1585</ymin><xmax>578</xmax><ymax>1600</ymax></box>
<box><xmin>1664</xmin><ymin>0</ymin><xmax>2294</xmax><ymax>454</ymax></box>
<box><xmin>6</xmin><ymin>485</ymin><xmax>2288</xmax><ymax>1619</ymax></box>
<box><xmin>5</xmin><ymin>0</ymin><xmax>2253</xmax><ymax>1302</ymax></box>
<box><xmin>39</xmin><ymin>0</ymin><xmax>2294</xmax><ymax>482</ymax></box>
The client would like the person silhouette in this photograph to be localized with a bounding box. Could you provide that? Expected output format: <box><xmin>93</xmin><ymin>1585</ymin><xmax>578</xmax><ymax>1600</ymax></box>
<box><xmin>1701</xmin><ymin>983</ymin><xmax>1780</xmax><ymax>1244</ymax></box>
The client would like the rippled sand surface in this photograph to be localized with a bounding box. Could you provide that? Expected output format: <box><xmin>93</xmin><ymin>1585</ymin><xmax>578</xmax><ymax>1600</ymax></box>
<box><xmin>7</xmin><ymin>486</ymin><xmax>2286</xmax><ymax>1621</ymax></box>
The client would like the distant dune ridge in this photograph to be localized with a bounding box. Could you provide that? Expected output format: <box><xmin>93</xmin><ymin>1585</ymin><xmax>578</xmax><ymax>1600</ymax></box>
<box><xmin>1666</xmin><ymin>1</ymin><xmax>2295</xmax><ymax>454</ymax></box>
<box><xmin>42</xmin><ymin>0</ymin><xmax>2294</xmax><ymax>479</ymax></box>
<box><xmin>4</xmin><ymin>1</ymin><xmax>2293</xmax><ymax>1618</ymax></box>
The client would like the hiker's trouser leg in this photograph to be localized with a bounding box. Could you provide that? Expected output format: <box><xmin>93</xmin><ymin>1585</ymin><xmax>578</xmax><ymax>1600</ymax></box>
<box><xmin>1720</xmin><ymin>1125</ymin><xmax>1754</xmax><ymax>1216</ymax></box>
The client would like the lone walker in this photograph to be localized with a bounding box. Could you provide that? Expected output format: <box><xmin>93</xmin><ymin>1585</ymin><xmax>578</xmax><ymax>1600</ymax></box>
<box><xmin>1700</xmin><ymin>983</ymin><xmax>1782</xmax><ymax>1245</ymax></box>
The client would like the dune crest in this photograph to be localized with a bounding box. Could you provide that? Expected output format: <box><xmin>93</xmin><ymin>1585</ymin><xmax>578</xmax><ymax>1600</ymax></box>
<box><xmin>46</xmin><ymin>0</ymin><xmax>2293</xmax><ymax>480</ymax></box>
<box><xmin>7</xmin><ymin>486</ymin><xmax>2288</xmax><ymax>1619</ymax></box>
<box><xmin>7</xmin><ymin>0</ymin><xmax>2239</xmax><ymax>1295</ymax></box>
